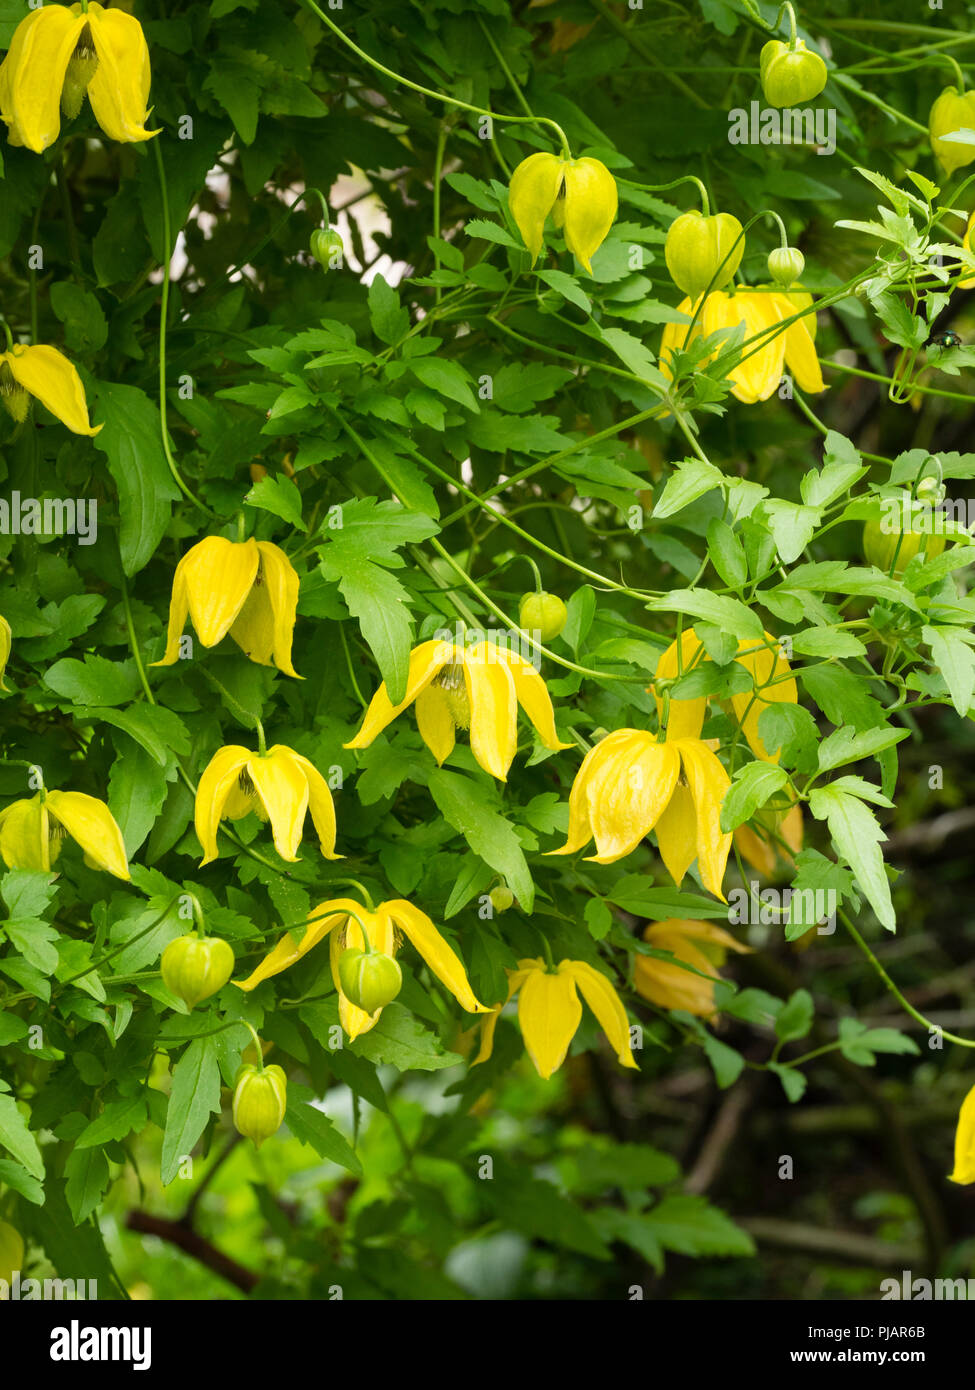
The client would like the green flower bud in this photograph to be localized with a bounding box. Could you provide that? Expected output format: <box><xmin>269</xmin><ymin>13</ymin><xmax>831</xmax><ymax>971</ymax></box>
<box><xmin>338</xmin><ymin>948</ymin><xmax>403</xmax><ymax>1014</ymax></box>
<box><xmin>309</xmin><ymin>227</ymin><xmax>345</xmax><ymax>270</ymax></box>
<box><xmin>767</xmin><ymin>246</ymin><xmax>805</xmax><ymax>286</ymax></box>
<box><xmin>519</xmin><ymin>591</ymin><xmax>568</xmax><ymax>642</ymax></box>
<box><xmin>232</xmin><ymin>1063</ymin><xmax>287</xmax><ymax>1147</ymax></box>
<box><xmin>863</xmin><ymin>504</ymin><xmax>946</xmax><ymax>577</ymax></box>
<box><xmin>489</xmin><ymin>884</ymin><xmax>514</xmax><ymax>913</ymax></box>
<box><xmin>161</xmin><ymin>934</ymin><xmax>234</xmax><ymax>1009</ymax></box>
<box><xmin>664</xmin><ymin>210</ymin><xmax>744</xmax><ymax>300</ymax></box>
<box><xmin>760</xmin><ymin>39</ymin><xmax>828</xmax><ymax>108</ymax></box>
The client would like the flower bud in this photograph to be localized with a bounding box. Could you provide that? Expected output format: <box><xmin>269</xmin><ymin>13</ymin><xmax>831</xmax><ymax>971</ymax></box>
<box><xmin>309</xmin><ymin>227</ymin><xmax>345</xmax><ymax>270</ymax></box>
<box><xmin>759</xmin><ymin>39</ymin><xmax>828</xmax><ymax>108</ymax></box>
<box><xmin>929</xmin><ymin>87</ymin><xmax>975</xmax><ymax>176</ymax></box>
<box><xmin>0</xmin><ymin>1222</ymin><xmax>24</xmax><ymax>1290</ymax></box>
<box><xmin>338</xmin><ymin>948</ymin><xmax>403</xmax><ymax>1014</ymax></box>
<box><xmin>767</xmin><ymin>247</ymin><xmax>805</xmax><ymax>286</ymax></box>
<box><xmin>863</xmin><ymin>504</ymin><xmax>946</xmax><ymax>577</ymax></box>
<box><xmin>664</xmin><ymin>210</ymin><xmax>744</xmax><ymax>300</ymax></box>
<box><xmin>519</xmin><ymin>591</ymin><xmax>567</xmax><ymax>642</ymax></box>
<box><xmin>161</xmin><ymin>934</ymin><xmax>235</xmax><ymax>1009</ymax></box>
<box><xmin>232</xmin><ymin>1063</ymin><xmax>287</xmax><ymax>1147</ymax></box>
<box><xmin>915</xmin><ymin>475</ymin><xmax>944</xmax><ymax>503</ymax></box>
<box><xmin>489</xmin><ymin>884</ymin><xmax>514</xmax><ymax>913</ymax></box>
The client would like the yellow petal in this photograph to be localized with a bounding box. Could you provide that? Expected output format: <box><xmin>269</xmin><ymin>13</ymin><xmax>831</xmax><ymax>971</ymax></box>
<box><xmin>518</xmin><ymin>965</ymin><xmax>582</xmax><ymax>1079</ymax></box>
<box><xmin>659</xmin><ymin>296</ymin><xmax>702</xmax><ymax>378</ymax></box>
<box><xmin>546</xmin><ymin>730</ymin><xmax>635</xmax><ymax>858</ymax></box>
<box><xmin>731</xmin><ymin>631</ymin><xmax>798</xmax><ymax>762</ymax></box>
<box><xmin>85</xmin><ymin>3</ymin><xmax>156</xmax><ymax>144</ymax></box>
<box><xmin>0</xmin><ymin>613</ymin><xmax>11</xmax><ymax>691</ymax></box>
<box><xmin>4</xmin><ymin>345</ymin><xmax>100</xmax><ymax>436</ymax></box>
<box><xmin>471</xmin><ymin>964</ymin><xmax>533</xmax><ymax>1066</ymax></box>
<box><xmin>228</xmin><ymin>541</ymin><xmax>301</xmax><ymax>677</ymax></box>
<box><xmin>501</xmin><ymin>648</ymin><xmax>573</xmax><ymax>752</ymax></box>
<box><xmin>415</xmin><ymin>685</ymin><xmax>456</xmax><ymax>765</ymax></box>
<box><xmin>193</xmin><ymin>745</ymin><xmax>250</xmax><ymax>865</ymax></box>
<box><xmin>331</xmin><ymin>907</ymin><xmax>395</xmax><ymax>1039</ymax></box>
<box><xmin>344</xmin><ymin>639</ymin><xmax>451</xmax><ymax>750</ymax></box>
<box><xmin>676</xmin><ymin>739</ymin><xmax>732</xmax><ymax>899</ymax></box>
<box><xmin>508</xmin><ymin>152</ymin><xmax>563</xmax><ymax>263</ymax></box>
<box><xmin>562</xmin><ymin>157</ymin><xmax>618</xmax><ymax>274</ymax></box>
<box><xmin>949</xmin><ymin>1083</ymin><xmax>975</xmax><ymax>1184</ymax></box>
<box><xmin>248</xmin><ymin>745</ymin><xmax>310</xmax><ymax>863</ymax></box>
<box><xmin>653</xmin><ymin>781</ymin><xmax>699</xmax><ymax>886</ymax></box>
<box><xmin>385</xmin><ymin>899</ymin><xmax>488</xmax><ymax>1014</ymax></box>
<box><xmin>1</xmin><ymin>7</ymin><xmax>85</xmax><ymax>153</ymax></box>
<box><xmin>288</xmin><ymin>752</ymin><xmax>341</xmax><ymax>859</ymax></box>
<box><xmin>702</xmin><ymin>291</ymin><xmax>784</xmax><ymax>404</ymax></box>
<box><xmin>559</xmin><ymin>959</ymin><xmax>638</xmax><ymax>1069</ymax></box>
<box><xmin>182</xmin><ymin>537</ymin><xmax>260</xmax><ymax>649</ymax></box>
<box><xmin>235</xmin><ymin>897</ymin><xmax>362</xmax><ymax>990</ymax></box>
<box><xmin>45</xmin><ymin>790</ymin><xmax>129</xmax><ymax>879</ymax></box>
<box><xmin>464</xmin><ymin>643</ymin><xmax>518</xmax><ymax>781</ymax></box>
<box><xmin>634</xmin><ymin>921</ymin><xmax>722</xmax><ymax>1016</ymax></box>
<box><xmin>587</xmin><ymin>734</ymin><xmax>681</xmax><ymax>864</ymax></box>
<box><xmin>0</xmin><ymin>796</ymin><xmax>50</xmax><ymax>871</ymax></box>
<box><xmin>151</xmin><ymin>553</ymin><xmax>190</xmax><ymax>667</ymax></box>
<box><xmin>654</xmin><ymin>627</ymin><xmax>708</xmax><ymax>741</ymax></box>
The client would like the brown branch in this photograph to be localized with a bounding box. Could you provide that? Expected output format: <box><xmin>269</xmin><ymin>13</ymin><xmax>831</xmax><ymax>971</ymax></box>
<box><xmin>684</xmin><ymin>1074</ymin><xmax>760</xmax><ymax>1195</ymax></box>
<box><xmin>739</xmin><ymin>1217</ymin><xmax>923</xmax><ymax>1269</ymax></box>
<box><xmin>126</xmin><ymin>1211</ymin><xmax>259</xmax><ymax>1294</ymax></box>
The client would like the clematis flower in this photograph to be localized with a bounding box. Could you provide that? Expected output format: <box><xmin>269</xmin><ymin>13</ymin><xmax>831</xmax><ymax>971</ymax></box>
<box><xmin>660</xmin><ymin>287</ymin><xmax>824</xmax><ymax>403</ymax></box>
<box><xmin>508</xmin><ymin>152</ymin><xmax>618</xmax><ymax>274</ymax></box>
<box><xmin>236</xmin><ymin>896</ymin><xmax>488</xmax><ymax>1040</ymax></box>
<box><xmin>0</xmin><ymin>344</ymin><xmax>101</xmax><ymax>435</ymax></box>
<box><xmin>547</xmin><ymin>729</ymin><xmax>732</xmax><ymax>897</ymax></box>
<box><xmin>654</xmin><ymin>626</ymin><xmax>798</xmax><ymax>762</ymax></box>
<box><xmin>345</xmin><ymin>637</ymin><xmax>571</xmax><ymax>781</ymax></box>
<box><xmin>195</xmin><ymin>743</ymin><xmax>338</xmax><ymax>865</ymax></box>
<box><xmin>0</xmin><ymin>789</ymin><xmax>129</xmax><ymax>878</ymax></box>
<box><xmin>0</xmin><ymin>2</ymin><xmax>155</xmax><ymax>153</ymax></box>
<box><xmin>0</xmin><ymin>614</ymin><xmax>10</xmax><ymax>690</ymax></box>
<box><xmin>473</xmin><ymin>957</ymin><xmax>638</xmax><ymax>1079</ymax></box>
<box><xmin>735</xmin><ymin>801</ymin><xmax>803</xmax><ymax>878</ymax></box>
<box><xmin>153</xmin><ymin>536</ymin><xmax>301</xmax><ymax>676</ymax></box>
<box><xmin>633</xmin><ymin>919</ymin><xmax>750</xmax><ymax>1018</ymax></box>
<box><xmin>949</xmin><ymin>1083</ymin><xmax>975</xmax><ymax>1184</ymax></box>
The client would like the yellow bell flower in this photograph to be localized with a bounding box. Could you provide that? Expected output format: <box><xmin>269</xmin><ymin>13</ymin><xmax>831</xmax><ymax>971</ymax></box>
<box><xmin>0</xmin><ymin>614</ymin><xmax>10</xmax><ymax>690</ymax></box>
<box><xmin>473</xmin><ymin>956</ymin><xmax>638</xmax><ymax>1079</ymax></box>
<box><xmin>654</xmin><ymin>626</ymin><xmax>798</xmax><ymax>763</ymax></box>
<box><xmin>0</xmin><ymin>2</ymin><xmax>155</xmax><ymax>153</ymax></box>
<box><xmin>633</xmin><ymin>919</ymin><xmax>750</xmax><ymax>1018</ymax></box>
<box><xmin>548</xmin><ymin>729</ymin><xmax>732</xmax><ymax>897</ymax></box>
<box><xmin>236</xmin><ymin>896</ymin><xmax>488</xmax><ymax>1040</ymax></box>
<box><xmin>949</xmin><ymin>1083</ymin><xmax>975</xmax><ymax>1184</ymax></box>
<box><xmin>660</xmin><ymin>288</ymin><xmax>823</xmax><ymax>403</ymax></box>
<box><xmin>0</xmin><ymin>789</ymin><xmax>129</xmax><ymax>878</ymax></box>
<box><xmin>929</xmin><ymin>86</ymin><xmax>975</xmax><ymax>177</ymax></box>
<box><xmin>508</xmin><ymin>152</ymin><xmax>617</xmax><ymax>274</ymax></box>
<box><xmin>0</xmin><ymin>344</ymin><xmax>101</xmax><ymax>435</ymax></box>
<box><xmin>959</xmin><ymin>211</ymin><xmax>975</xmax><ymax>289</ymax></box>
<box><xmin>195</xmin><ymin>743</ymin><xmax>339</xmax><ymax>865</ymax></box>
<box><xmin>345</xmin><ymin>637</ymin><xmax>571</xmax><ymax>782</ymax></box>
<box><xmin>153</xmin><ymin>536</ymin><xmax>301</xmax><ymax>676</ymax></box>
<box><xmin>735</xmin><ymin>802</ymin><xmax>803</xmax><ymax>878</ymax></box>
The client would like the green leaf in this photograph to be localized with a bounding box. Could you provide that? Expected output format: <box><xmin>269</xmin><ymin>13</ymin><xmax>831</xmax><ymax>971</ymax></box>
<box><xmin>350</xmin><ymin>1002</ymin><xmax>463</xmax><ymax>1072</ymax></box>
<box><xmin>485</xmin><ymin>1161</ymin><xmax>610</xmax><ymax>1260</ymax></box>
<box><xmin>837</xmin><ymin>1018</ymin><xmax>920</xmax><ymax>1066</ymax></box>
<box><xmin>720</xmin><ymin>762</ymin><xmax>789</xmax><ymax>833</ymax></box>
<box><xmin>368</xmin><ymin>273</ymin><xmax>410</xmax><ymax>345</ymax></box>
<box><xmin>923</xmin><ymin>625</ymin><xmax>975</xmax><ymax>717</ymax></box>
<box><xmin>0</xmin><ymin>1158</ymin><xmax>44</xmax><ymax>1205</ymax></box>
<box><xmin>0</xmin><ymin>1094</ymin><xmax>44</xmax><ymax>1178</ymax></box>
<box><xmin>50</xmin><ymin>282</ymin><xmax>109</xmax><ymax>354</ymax></box>
<box><xmin>706</xmin><ymin>517</ymin><xmax>747</xmax><ymax>588</ymax></box>
<box><xmin>769</xmin><ymin>1062</ymin><xmax>808</xmax><ymax>1102</ymax></box>
<box><xmin>244</xmin><ymin>473</ymin><xmax>306</xmax><ymax>531</ymax></box>
<box><xmin>284</xmin><ymin>1083</ymin><xmax>362</xmax><ymax>1173</ymax></box>
<box><xmin>644</xmin><ymin>1194</ymin><xmax>755</xmax><ymax>1257</ymax></box>
<box><xmin>427</xmin><ymin>768</ymin><xmax>535</xmax><ymax>911</ymax></box>
<box><xmin>808</xmin><ymin>787</ymin><xmax>896</xmax><ymax>931</ymax></box>
<box><xmin>774</xmin><ymin>988</ymin><xmax>814</xmax><ymax>1043</ymax></box>
<box><xmin>408</xmin><ymin>358</ymin><xmax>479</xmax><ymax>412</ymax></box>
<box><xmin>64</xmin><ymin>1144</ymin><xmax>111</xmax><ymax>1224</ymax></box>
<box><xmin>817</xmin><ymin>725</ymin><xmax>910</xmax><ymax>774</ymax></box>
<box><xmin>323</xmin><ymin>556</ymin><xmax>413</xmax><ymax>705</ymax></box>
<box><xmin>653</xmin><ymin>457</ymin><xmax>724</xmax><ymax>519</ymax></box>
<box><xmin>75</xmin><ymin>1095</ymin><xmax>148</xmax><ymax>1149</ymax></box>
<box><xmin>647</xmin><ymin>590</ymin><xmax>764</xmax><ymax>639</ymax></box>
<box><xmin>44</xmin><ymin>655</ymin><xmax>142</xmax><ymax>708</ymax></box>
<box><xmin>160</xmin><ymin>1038</ymin><xmax>222</xmax><ymax>1185</ymax></box>
<box><xmin>92</xmin><ymin>381</ymin><xmax>181</xmax><ymax>576</ymax></box>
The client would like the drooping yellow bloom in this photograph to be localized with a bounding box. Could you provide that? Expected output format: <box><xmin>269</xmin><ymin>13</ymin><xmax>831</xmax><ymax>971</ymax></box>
<box><xmin>949</xmin><ymin>1083</ymin><xmax>975</xmax><ymax>1184</ymax></box>
<box><xmin>654</xmin><ymin>626</ymin><xmax>798</xmax><ymax>763</ymax></box>
<box><xmin>473</xmin><ymin>957</ymin><xmax>638</xmax><ymax>1079</ymax></box>
<box><xmin>0</xmin><ymin>614</ymin><xmax>10</xmax><ymax>691</ymax></box>
<box><xmin>0</xmin><ymin>2</ymin><xmax>155</xmax><ymax>153</ymax></box>
<box><xmin>345</xmin><ymin>637</ymin><xmax>571</xmax><ymax>782</ymax></box>
<box><xmin>236</xmin><ymin>897</ymin><xmax>488</xmax><ymax>1040</ymax></box>
<box><xmin>633</xmin><ymin>919</ymin><xmax>750</xmax><ymax>1018</ymax></box>
<box><xmin>0</xmin><ymin>344</ymin><xmax>101</xmax><ymax>435</ymax></box>
<box><xmin>735</xmin><ymin>802</ymin><xmax>803</xmax><ymax>878</ymax></box>
<box><xmin>153</xmin><ymin>536</ymin><xmax>301</xmax><ymax>676</ymax></box>
<box><xmin>660</xmin><ymin>288</ymin><xmax>824</xmax><ymax>403</ymax></box>
<box><xmin>194</xmin><ymin>743</ymin><xmax>339</xmax><ymax>865</ymax></box>
<box><xmin>508</xmin><ymin>152</ymin><xmax>618</xmax><ymax>274</ymax></box>
<box><xmin>548</xmin><ymin>729</ymin><xmax>732</xmax><ymax>897</ymax></box>
<box><xmin>0</xmin><ymin>790</ymin><xmax>129</xmax><ymax>878</ymax></box>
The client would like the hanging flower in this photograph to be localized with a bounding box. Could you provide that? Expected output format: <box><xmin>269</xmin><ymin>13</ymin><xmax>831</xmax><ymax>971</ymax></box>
<box><xmin>633</xmin><ymin>919</ymin><xmax>750</xmax><ymax>1017</ymax></box>
<box><xmin>0</xmin><ymin>614</ymin><xmax>11</xmax><ymax>691</ymax></box>
<box><xmin>508</xmin><ymin>152</ymin><xmax>618</xmax><ymax>273</ymax></box>
<box><xmin>949</xmin><ymin>1083</ymin><xmax>975</xmax><ymax>1184</ymax></box>
<box><xmin>235</xmin><ymin>897</ymin><xmax>488</xmax><ymax>1041</ymax></box>
<box><xmin>735</xmin><ymin>802</ymin><xmax>803</xmax><ymax>878</ymax></box>
<box><xmin>654</xmin><ymin>626</ymin><xmax>798</xmax><ymax>763</ymax></box>
<box><xmin>0</xmin><ymin>344</ymin><xmax>101</xmax><ymax>435</ymax></box>
<box><xmin>547</xmin><ymin>729</ymin><xmax>732</xmax><ymax>897</ymax></box>
<box><xmin>153</xmin><ymin>537</ymin><xmax>301</xmax><ymax>676</ymax></box>
<box><xmin>473</xmin><ymin>957</ymin><xmax>639</xmax><ymax>1079</ymax></box>
<box><xmin>345</xmin><ymin>637</ymin><xmax>571</xmax><ymax>782</ymax></box>
<box><xmin>0</xmin><ymin>2</ymin><xmax>156</xmax><ymax>153</ymax></box>
<box><xmin>195</xmin><ymin>743</ymin><xmax>338</xmax><ymax>865</ymax></box>
<box><xmin>660</xmin><ymin>288</ymin><xmax>823</xmax><ymax>403</ymax></box>
<box><xmin>0</xmin><ymin>789</ymin><xmax>129</xmax><ymax>878</ymax></box>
